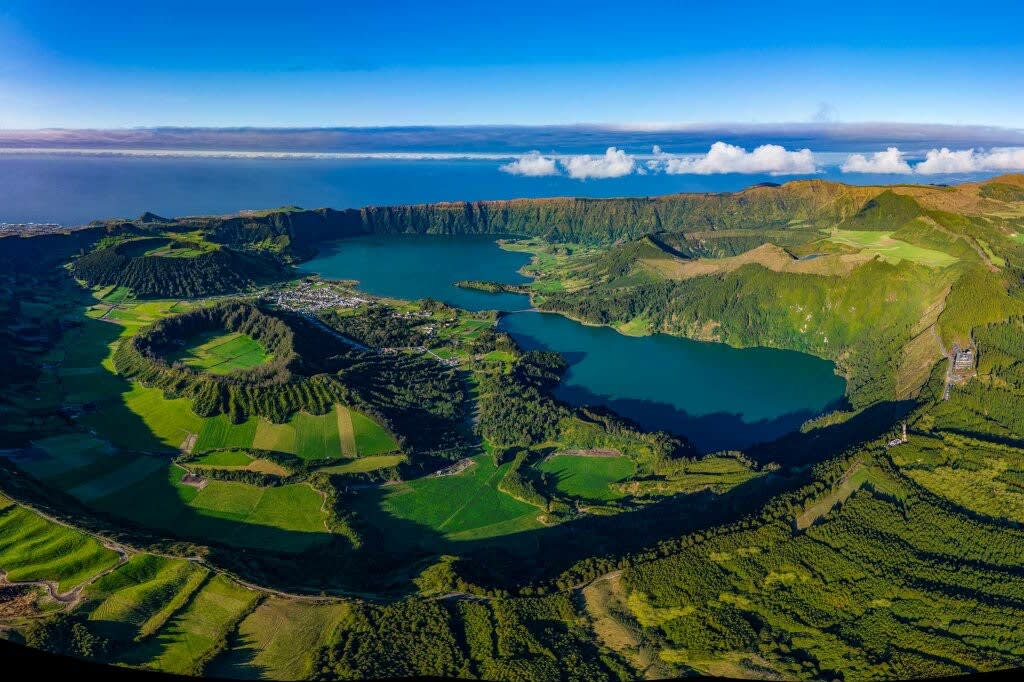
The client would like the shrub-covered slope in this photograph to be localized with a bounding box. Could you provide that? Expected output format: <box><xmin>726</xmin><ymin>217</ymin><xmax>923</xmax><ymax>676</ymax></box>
<box><xmin>72</xmin><ymin>238</ymin><xmax>288</xmax><ymax>298</ymax></box>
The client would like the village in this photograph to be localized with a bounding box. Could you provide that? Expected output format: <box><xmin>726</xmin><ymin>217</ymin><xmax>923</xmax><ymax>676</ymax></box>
<box><xmin>261</xmin><ymin>279</ymin><xmax>367</xmax><ymax>313</ymax></box>
<box><xmin>261</xmin><ymin>280</ymin><xmax>463</xmax><ymax>368</ymax></box>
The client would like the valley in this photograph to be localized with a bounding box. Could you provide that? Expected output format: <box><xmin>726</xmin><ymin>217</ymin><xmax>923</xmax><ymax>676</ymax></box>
<box><xmin>2</xmin><ymin>175</ymin><xmax>1024</xmax><ymax>679</ymax></box>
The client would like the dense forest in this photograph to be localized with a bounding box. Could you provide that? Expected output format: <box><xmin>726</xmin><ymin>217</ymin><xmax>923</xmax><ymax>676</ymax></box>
<box><xmin>72</xmin><ymin>238</ymin><xmax>288</xmax><ymax>298</ymax></box>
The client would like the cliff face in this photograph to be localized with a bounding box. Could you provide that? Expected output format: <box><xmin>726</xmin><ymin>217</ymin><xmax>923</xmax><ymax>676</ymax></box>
<box><xmin>8</xmin><ymin>176</ymin><xmax>1021</xmax><ymax>272</ymax></box>
<box><xmin>177</xmin><ymin>180</ymin><xmax>885</xmax><ymax>257</ymax></box>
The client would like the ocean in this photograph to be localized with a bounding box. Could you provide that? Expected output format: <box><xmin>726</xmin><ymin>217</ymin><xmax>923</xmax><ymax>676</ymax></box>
<box><xmin>0</xmin><ymin>152</ymin><xmax>1002</xmax><ymax>225</ymax></box>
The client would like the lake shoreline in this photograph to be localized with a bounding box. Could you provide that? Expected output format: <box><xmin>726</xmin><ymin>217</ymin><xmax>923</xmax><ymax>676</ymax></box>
<box><xmin>305</xmin><ymin>233</ymin><xmax>848</xmax><ymax>452</ymax></box>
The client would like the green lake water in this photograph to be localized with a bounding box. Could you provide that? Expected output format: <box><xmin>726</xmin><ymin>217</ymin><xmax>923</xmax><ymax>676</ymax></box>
<box><xmin>303</xmin><ymin>235</ymin><xmax>847</xmax><ymax>452</ymax></box>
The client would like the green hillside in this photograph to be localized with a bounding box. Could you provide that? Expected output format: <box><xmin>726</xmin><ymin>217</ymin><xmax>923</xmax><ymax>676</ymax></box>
<box><xmin>3</xmin><ymin>176</ymin><xmax>1024</xmax><ymax>680</ymax></box>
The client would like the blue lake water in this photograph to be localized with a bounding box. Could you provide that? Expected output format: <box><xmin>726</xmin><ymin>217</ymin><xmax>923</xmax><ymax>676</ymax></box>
<box><xmin>303</xmin><ymin>235</ymin><xmax>846</xmax><ymax>452</ymax></box>
<box><xmin>301</xmin><ymin>234</ymin><xmax>534</xmax><ymax>312</ymax></box>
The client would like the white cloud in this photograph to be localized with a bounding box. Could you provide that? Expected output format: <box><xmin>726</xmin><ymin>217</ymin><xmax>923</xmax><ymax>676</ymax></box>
<box><xmin>648</xmin><ymin>142</ymin><xmax>817</xmax><ymax>175</ymax></box>
<box><xmin>914</xmin><ymin>147</ymin><xmax>984</xmax><ymax>175</ymax></box>
<box><xmin>498</xmin><ymin>151</ymin><xmax>559</xmax><ymax>176</ymax></box>
<box><xmin>915</xmin><ymin>147</ymin><xmax>1024</xmax><ymax>175</ymax></box>
<box><xmin>840</xmin><ymin>147</ymin><xmax>913</xmax><ymax>174</ymax></box>
<box><xmin>560</xmin><ymin>147</ymin><xmax>636</xmax><ymax>179</ymax></box>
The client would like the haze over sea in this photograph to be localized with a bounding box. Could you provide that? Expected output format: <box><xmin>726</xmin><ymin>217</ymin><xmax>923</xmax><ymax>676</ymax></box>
<box><xmin>2</xmin><ymin>124</ymin><xmax>1023</xmax><ymax>225</ymax></box>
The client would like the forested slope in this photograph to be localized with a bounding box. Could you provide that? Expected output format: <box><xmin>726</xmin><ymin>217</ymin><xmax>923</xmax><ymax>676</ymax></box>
<box><xmin>72</xmin><ymin>238</ymin><xmax>288</xmax><ymax>298</ymax></box>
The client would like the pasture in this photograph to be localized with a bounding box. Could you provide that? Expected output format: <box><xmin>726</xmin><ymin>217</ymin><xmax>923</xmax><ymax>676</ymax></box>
<box><xmin>319</xmin><ymin>454</ymin><xmax>405</xmax><ymax>475</ymax></box>
<box><xmin>481</xmin><ymin>350</ymin><xmax>515</xmax><ymax>363</ymax></box>
<box><xmin>194</xmin><ymin>450</ymin><xmax>252</xmax><ymax>467</ymax></box>
<box><xmin>828</xmin><ymin>229</ymin><xmax>958</xmax><ymax>268</ymax></box>
<box><xmin>336</xmin><ymin>405</ymin><xmax>357</xmax><ymax>456</ymax></box>
<box><xmin>99</xmin><ymin>285</ymin><xmax>134</xmax><ymax>304</ymax></box>
<box><xmin>354</xmin><ymin>455</ymin><xmax>542</xmax><ymax>545</ymax></box>
<box><xmin>538</xmin><ymin>454</ymin><xmax>635</xmax><ymax>502</ymax></box>
<box><xmin>19</xmin><ymin>432</ymin><xmax>331</xmax><ymax>552</ymax></box>
<box><xmin>87</xmin><ymin>466</ymin><xmax>330</xmax><ymax>552</ymax></box>
<box><xmin>86</xmin><ymin>554</ymin><xmax>209</xmax><ymax>641</ymax></box>
<box><xmin>144</xmin><ymin>239</ymin><xmax>216</xmax><ymax>259</ymax></box>
<box><xmin>207</xmin><ymin>598</ymin><xmax>351</xmax><ymax>680</ymax></box>
<box><xmin>350</xmin><ymin>410</ymin><xmax>399</xmax><ymax>455</ymax></box>
<box><xmin>192</xmin><ymin>451</ymin><xmax>290</xmax><ymax>476</ymax></box>
<box><xmin>124</xmin><ymin>575</ymin><xmax>259</xmax><ymax>675</ymax></box>
<box><xmin>169</xmin><ymin>331</ymin><xmax>271</xmax><ymax>375</ymax></box>
<box><xmin>0</xmin><ymin>503</ymin><xmax>120</xmax><ymax>592</ymax></box>
<box><xmin>97</xmin><ymin>380</ymin><xmax>390</xmax><ymax>462</ymax></box>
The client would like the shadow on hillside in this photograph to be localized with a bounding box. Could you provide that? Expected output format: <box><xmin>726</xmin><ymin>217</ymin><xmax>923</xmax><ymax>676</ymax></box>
<box><xmin>14</xmin><ymin>298</ymin><xmax>919</xmax><ymax>599</ymax></box>
<box><xmin>554</xmin><ymin>382</ymin><xmax>847</xmax><ymax>454</ymax></box>
<box><xmin>16</xmin><ymin>314</ymin><xmax>349</xmax><ymax>572</ymax></box>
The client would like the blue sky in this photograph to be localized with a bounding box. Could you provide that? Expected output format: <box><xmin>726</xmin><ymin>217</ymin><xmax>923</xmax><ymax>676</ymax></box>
<box><xmin>2</xmin><ymin>0</ymin><xmax>1023</xmax><ymax>129</ymax></box>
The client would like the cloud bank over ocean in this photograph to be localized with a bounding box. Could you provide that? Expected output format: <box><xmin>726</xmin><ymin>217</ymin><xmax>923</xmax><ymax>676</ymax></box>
<box><xmin>650</xmin><ymin>142</ymin><xmax>817</xmax><ymax>176</ymax></box>
<box><xmin>840</xmin><ymin>147</ymin><xmax>913</xmax><ymax>174</ymax></box>
<box><xmin>3</xmin><ymin>124</ymin><xmax>1024</xmax><ymax>181</ymax></box>
<box><xmin>840</xmin><ymin>146</ymin><xmax>1024</xmax><ymax>175</ymax></box>
<box><xmin>3</xmin><ymin>123</ymin><xmax>1024</xmax><ymax>154</ymax></box>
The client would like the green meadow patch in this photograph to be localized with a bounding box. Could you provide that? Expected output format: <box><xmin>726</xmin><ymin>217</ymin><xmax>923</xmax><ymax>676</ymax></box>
<box><xmin>103</xmin><ymin>380</ymin><xmax>386</xmax><ymax>462</ymax></box>
<box><xmin>355</xmin><ymin>454</ymin><xmax>541</xmax><ymax>544</ymax></box>
<box><xmin>195</xmin><ymin>414</ymin><xmax>260</xmax><ymax>452</ymax></box>
<box><xmin>123</xmin><ymin>574</ymin><xmax>259</xmax><ymax>675</ymax></box>
<box><xmin>538</xmin><ymin>454</ymin><xmax>636</xmax><ymax>502</ymax></box>
<box><xmin>319</xmin><ymin>454</ymin><xmax>406</xmax><ymax>475</ymax></box>
<box><xmin>194</xmin><ymin>450</ymin><xmax>254</xmax><ymax>467</ymax></box>
<box><xmin>292</xmin><ymin>411</ymin><xmax>343</xmax><ymax>460</ymax></box>
<box><xmin>169</xmin><ymin>331</ymin><xmax>271</xmax><ymax>375</ymax></box>
<box><xmin>0</xmin><ymin>504</ymin><xmax>120</xmax><ymax>592</ymax></box>
<box><xmin>86</xmin><ymin>554</ymin><xmax>209</xmax><ymax>641</ymax></box>
<box><xmin>828</xmin><ymin>229</ymin><xmax>958</xmax><ymax>268</ymax></box>
<box><xmin>350</xmin><ymin>410</ymin><xmax>399</xmax><ymax>456</ymax></box>
<box><xmin>89</xmin><ymin>465</ymin><xmax>330</xmax><ymax>552</ymax></box>
<box><xmin>207</xmin><ymin>597</ymin><xmax>351</xmax><ymax>680</ymax></box>
<box><xmin>336</xmin><ymin>405</ymin><xmax>357</xmax><ymax>457</ymax></box>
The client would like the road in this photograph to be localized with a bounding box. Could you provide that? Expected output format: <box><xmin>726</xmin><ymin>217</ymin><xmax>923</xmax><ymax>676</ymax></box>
<box><xmin>301</xmin><ymin>313</ymin><xmax>370</xmax><ymax>351</ymax></box>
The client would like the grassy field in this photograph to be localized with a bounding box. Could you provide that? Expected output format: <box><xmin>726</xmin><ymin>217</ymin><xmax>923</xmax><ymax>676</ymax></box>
<box><xmin>91</xmin><ymin>379</ymin><xmax>387</xmax><ymax>463</ymax></box>
<box><xmin>195</xmin><ymin>414</ymin><xmax>260</xmax><ymax>452</ymax></box>
<box><xmin>192</xmin><ymin>451</ymin><xmax>290</xmax><ymax>476</ymax></box>
<box><xmin>291</xmin><ymin>411</ymin><xmax>343</xmax><ymax>460</ymax></box>
<box><xmin>537</xmin><ymin>455</ymin><xmax>636</xmax><ymax>502</ymax></box>
<box><xmin>86</xmin><ymin>554</ymin><xmax>210</xmax><ymax>641</ymax></box>
<box><xmin>0</xmin><ymin>503</ymin><xmax>120</xmax><ymax>592</ymax></box>
<box><xmin>194</xmin><ymin>450</ymin><xmax>253</xmax><ymax>467</ymax></box>
<box><xmin>87</xmin><ymin>466</ymin><xmax>330</xmax><ymax>552</ymax></box>
<box><xmin>355</xmin><ymin>455</ymin><xmax>542</xmax><ymax>544</ymax></box>
<box><xmin>124</xmin><ymin>574</ymin><xmax>259</xmax><ymax>675</ymax></box>
<box><xmin>92</xmin><ymin>383</ymin><xmax>207</xmax><ymax>451</ymax></box>
<box><xmin>20</xmin><ymin>431</ymin><xmax>331</xmax><ymax>552</ymax></box>
<box><xmin>335</xmin><ymin>405</ymin><xmax>357</xmax><ymax>456</ymax></box>
<box><xmin>99</xmin><ymin>285</ymin><xmax>134</xmax><ymax>304</ymax></box>
<box><xmin>207</xmin><ymin>598</ymin><xmax>351</xmax><ymax>680</ymax></box>
<box><xmin>349</xmin><ymin>410</ymin><xmax>399</xmax><ymax>456</ymax></box>
<box><xmin>169</xmin><ymin>331</ymin><xmax>271</xmax><ymax>375</ymax></box>
<box><xmin>614</xmin><ymin>455</ymin><xmax>761</xmax><ymax>498</ymax></box>
<box><xmin>828</xmin><ymin>230</ymin><xmax>959</xmax><ymax>268</ymax></box>
<box><xmin>144</xmin><ymin>239</ymin><xmax>216</xmax><ymax>259</ymax></box>
<box><xmin>318</xmin><ymin>455</ymin><xmax>405</xmax><ymax>475</ymax></box>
